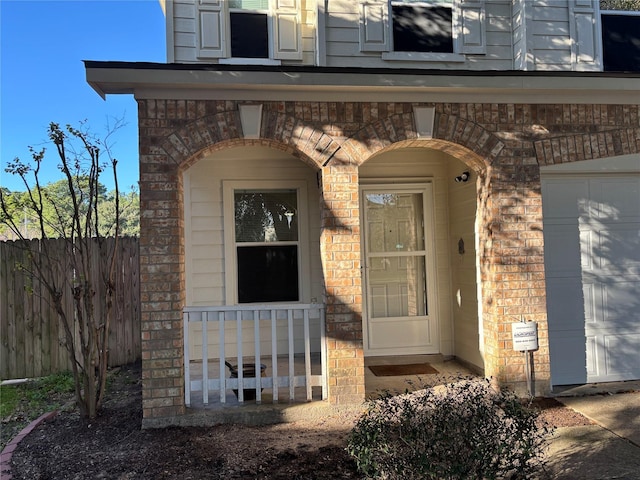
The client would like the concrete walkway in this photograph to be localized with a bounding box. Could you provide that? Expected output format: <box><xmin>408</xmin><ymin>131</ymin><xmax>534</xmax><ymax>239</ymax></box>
<box><xmin>543</xmin><ymin>391</ymin><xmax>640</xmax><ymax>480</ymax></box>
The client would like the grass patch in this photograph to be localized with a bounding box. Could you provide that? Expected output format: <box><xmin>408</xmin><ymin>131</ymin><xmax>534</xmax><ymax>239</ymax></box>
<box><xmin>1</xmin><ymin>371</ymin><xmax>76</xmax><ymax>451</ymax></box>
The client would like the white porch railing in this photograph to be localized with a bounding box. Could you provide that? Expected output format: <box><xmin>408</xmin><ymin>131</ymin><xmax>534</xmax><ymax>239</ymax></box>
<box><xmin>183</xmin><ymin>303</ymin><xmax>327</xmax><ymax>406</ymax></box>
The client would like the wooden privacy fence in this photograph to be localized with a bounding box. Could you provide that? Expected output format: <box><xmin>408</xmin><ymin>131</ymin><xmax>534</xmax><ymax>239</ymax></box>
<box><xmin>0</xmin><ymin>237</ymin><xmax>141</xmax><ymax>380</ymax></box>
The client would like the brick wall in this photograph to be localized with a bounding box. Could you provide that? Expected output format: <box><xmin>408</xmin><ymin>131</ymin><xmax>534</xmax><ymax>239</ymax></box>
<box><xmin>137</xmin><ymin>99</ymin><xmax>640</xmax><ymax>421</ymax></box>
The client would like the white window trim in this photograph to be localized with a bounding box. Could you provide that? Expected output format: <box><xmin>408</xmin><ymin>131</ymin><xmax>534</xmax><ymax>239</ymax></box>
<box><xmin>381</xmin><ymin>51</ymin><xmax>465</xmax><ymax>62</ymax></box>
<box><xmin>223</xmin><ymin>180</ymin><xmax>310</xmax><ymax>305</ymax></box>
<box><xmin>219</xmin><ymin>57</ymin><xmax>282</xmax><ymax>65</ymax></box>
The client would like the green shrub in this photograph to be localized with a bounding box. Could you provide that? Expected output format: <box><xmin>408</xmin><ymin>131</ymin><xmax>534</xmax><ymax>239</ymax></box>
<box><xmin>347</xmin><ymin>378</ymin><xmax>553</xmax><ymax>480</ymax></box>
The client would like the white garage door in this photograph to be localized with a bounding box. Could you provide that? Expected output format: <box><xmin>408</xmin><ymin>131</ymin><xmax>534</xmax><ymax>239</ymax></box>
<box><xmin>542</xmin><ymin>164</ymin><xmax>640</xmax><ymax>386</ymax></box>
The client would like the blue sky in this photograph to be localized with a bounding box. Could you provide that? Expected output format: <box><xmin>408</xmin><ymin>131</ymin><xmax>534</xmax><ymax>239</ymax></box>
<box><xmin>1</xmin><ymin>0</ymin><xmax>166</xmax><ymax>192</ymax></box>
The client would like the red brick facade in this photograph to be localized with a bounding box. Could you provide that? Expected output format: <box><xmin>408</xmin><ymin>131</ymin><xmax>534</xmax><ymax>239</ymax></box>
<box><xmin>137</xmin><ymin>99</ymin><xmax>640</xmax><ymax>421</ymax></box>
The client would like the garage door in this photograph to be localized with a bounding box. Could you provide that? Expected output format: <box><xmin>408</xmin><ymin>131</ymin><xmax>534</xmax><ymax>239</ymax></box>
<box><xmin>542</xmin><ymin>168</ymin><xmax>640</xmax><ymax>386</ymax></box>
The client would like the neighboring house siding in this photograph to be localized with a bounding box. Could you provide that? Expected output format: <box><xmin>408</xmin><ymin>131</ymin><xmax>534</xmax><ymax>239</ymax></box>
<box><xmin>170</xmin><ymin>0</ymin><xmax>316</xmax><ymax>64</ymax></box>
<box><xmin>324</xmin><ymin>0</ymin><xmax>513</xmax><ymax>70</ymax></box>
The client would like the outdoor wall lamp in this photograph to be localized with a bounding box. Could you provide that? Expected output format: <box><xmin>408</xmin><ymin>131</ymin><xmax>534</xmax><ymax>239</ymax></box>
<box><xmin>455</xmin><ymin>171</ymin><xmax>470</xmax><ymax>183</ymax></box>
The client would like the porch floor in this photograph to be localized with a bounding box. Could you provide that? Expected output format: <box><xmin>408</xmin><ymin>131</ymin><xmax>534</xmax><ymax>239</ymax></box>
<box><xmin>153</xmin><ymin>355</ymin><xmax>480</xmax><ymax>428</ymax></box>
<box><xmin>186</xmin><ymin>354</ymin><xmax>480</xmax><ymax>408</ymax></box>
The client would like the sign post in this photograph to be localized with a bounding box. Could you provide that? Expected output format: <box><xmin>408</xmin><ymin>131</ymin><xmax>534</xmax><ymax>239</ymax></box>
<box><xmin>512</xmin><ymin>321</ymin><xmax>538</xmax><ymax>397</ymax></box>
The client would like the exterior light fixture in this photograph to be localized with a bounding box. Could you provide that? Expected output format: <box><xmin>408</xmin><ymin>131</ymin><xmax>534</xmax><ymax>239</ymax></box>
<box><xmin>455</xmin><ymin>171</ymin><xmax>470</xmax><ymax>183</ymax></box>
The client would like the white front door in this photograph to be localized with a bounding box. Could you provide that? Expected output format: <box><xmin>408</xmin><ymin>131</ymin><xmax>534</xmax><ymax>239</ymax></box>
<box><xmin>361</xmin><ymin>184</ymin><xmax>439</xmax><ymax>356</ymax></box>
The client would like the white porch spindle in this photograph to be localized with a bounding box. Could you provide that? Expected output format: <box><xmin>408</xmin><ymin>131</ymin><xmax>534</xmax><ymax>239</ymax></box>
<box><xmin>182</xmin><ymin>304</ymin><xmax>326</xmax><ymax>407</ymax></box>
<box><xmin>304</xmin><ymin>309</ymin><xmax>312</xmax><ymax>400</ymax></box>
<box><xmin>254</xmin><ymin>309</ymin><xmax>262</xmax><ymax>403</ymax></box>
<box><xmin>288</xmin><ymin>309</ymin><xmax>295</xmax><ymax>400</ymax></box>
<box><xmin>183</xmin><ymin>311</ymin><xmax>191</xmax><ymax>406</ymax></box>
<box><xmin>202</xmin><ymin>311</ymin><xmax>208</xmax><ymax>405</ymax></box>
<box><xmin>236</xmin><ymin>310</ymin><xmax>244</xmax><ymax>403</ymax></box>
<box><xmin>219</xmin><ymin>311</ymin><xmax>226</xmax><ymax>403</ymax></box>
<box><xmin>271</xmin><ymin>309</ymin><xmax>278</xmax><ymax>402</ymax></box>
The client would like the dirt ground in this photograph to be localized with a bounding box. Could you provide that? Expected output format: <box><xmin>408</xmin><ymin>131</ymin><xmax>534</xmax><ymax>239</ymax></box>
<box><xmin>9</xmin><ymin>362</ymin><xmax>592</xmax><ymax>480</ymax></box>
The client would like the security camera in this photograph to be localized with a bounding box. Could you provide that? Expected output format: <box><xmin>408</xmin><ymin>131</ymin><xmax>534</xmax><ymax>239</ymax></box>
<box><xmin>455</xmin><ymin>171</ymin><xmax>470</xmax><ymax>183</ymax></box>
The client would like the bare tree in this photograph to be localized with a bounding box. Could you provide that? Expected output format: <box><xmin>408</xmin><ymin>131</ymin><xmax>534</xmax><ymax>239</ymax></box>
<box><xmin>0</xmin><ymin>121</ymin><xmax>122</xmax><ymax>418</ymax></box>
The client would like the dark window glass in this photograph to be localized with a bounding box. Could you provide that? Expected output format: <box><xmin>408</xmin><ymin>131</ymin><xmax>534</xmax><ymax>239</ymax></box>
<box><xmin>234</xmin><ymin>190</ymin><xmax>298</xmax><ymax>243</ymax></box>
<box><xmin>602</xmin><ymin>14</ymin><xmax>640</xmax><ymax>72</ymax></box>
<box><xmin>237</xmin><ymin>245</ymin><xmax>299</xmax><ymax>303</ymax></box>
<box><xmin>230</xmin><ymin>12</ymin><xmax>269</xmax><ymax>58</ymax></box>
<box><xmin>392</xmin><ymin>5</ymin><xmax>453</xmax><ymax>53</ymax></box>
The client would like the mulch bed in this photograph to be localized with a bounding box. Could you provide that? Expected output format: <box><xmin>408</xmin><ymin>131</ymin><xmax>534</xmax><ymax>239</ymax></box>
<box><xmin>9</xmin><ymin>362</ymin><xmax>592</xmax><ymax>480</ymax></box>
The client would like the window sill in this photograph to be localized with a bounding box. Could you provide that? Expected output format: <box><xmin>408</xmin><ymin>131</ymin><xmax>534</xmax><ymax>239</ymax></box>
<box><xmin>381</xmin><ymin>52</ymin><xmax>465</xmax><ymax>63</ymax></box>
<box><xmin>219</xmin><ymin>58</ymin><xmax>282</xmax><ymax>66</ymax></box>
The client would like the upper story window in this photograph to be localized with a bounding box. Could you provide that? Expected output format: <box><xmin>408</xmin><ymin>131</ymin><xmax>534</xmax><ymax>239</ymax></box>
<box><xmin>197</xmin><ymin>0</ymin><xmax>302</xmax><ymax>64</ymax></box>
<box><xmin>600</xmin><ymin>2</ymin><xmax>640</xmax><ymax>72</ymax></box>
<box><xmin>359</xmin><ymin>0</ymin><xmax>485</xmax><ymax>61</ymax></box>
<box><xmin>229</xmin><ymin>0</ymin><xmax>270</xmax><ymax>58</ymax></box>
<box><xmin>391</xmin><ymin>0</ymin><xmax>454</xmax><ymax>53</ymax></box>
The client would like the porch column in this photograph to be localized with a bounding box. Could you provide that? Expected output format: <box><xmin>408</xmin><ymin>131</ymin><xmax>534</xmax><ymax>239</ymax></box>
<box><xmin>479</xmin><ymin>164</ymin><xmax>551</xmax><ymax>396</ymax></box>
<box><xmin>320</xmin><ymin>164</ymin><xmax>365</xmax><ymax>405</ymax></box>
<box><xmin>138</xmin><ymin>99</ymin><xmax>186</xmax><ymax>424</ymax></box>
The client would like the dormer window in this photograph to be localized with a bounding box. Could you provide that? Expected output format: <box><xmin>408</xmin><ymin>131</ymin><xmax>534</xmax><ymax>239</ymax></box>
<box><xmin>196</xmin><ymin>0</ymin><xmax>302</xmax><ymax>64</ymax></box>
<box><xmin>359</xmin><ymin>0</ymin><xmax>485</xmax><ymax>61</ymax></box>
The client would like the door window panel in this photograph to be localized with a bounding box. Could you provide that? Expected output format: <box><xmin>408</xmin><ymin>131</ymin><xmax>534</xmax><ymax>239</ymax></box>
<box><xmin>365</xmin><ymin>193</ymin><xmax>425</xmax><ymax>252</ymax></box>
<box><xmin>364</xmin><ymin>191</ymin><xmax>429</xmax><ymax>319</ymax></box>
<box><xmin>369</xmin><ymin>256</ymin><xmax>427</xmax><ymax>317</ymax></box>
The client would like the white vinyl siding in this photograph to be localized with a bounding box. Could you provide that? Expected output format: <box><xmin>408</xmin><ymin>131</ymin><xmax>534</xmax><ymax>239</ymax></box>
<box><xmin>526</xmin><ymin>0</ymin><xmax>602</xmax><ymax>71</ymax></box>
<box><xmin>446</xmin><ymin>160</ymin><xmax>482</xmax><ymax>371</ymax></box>
<box><xmin>169</xmin><ymin>0</ymin><xmax>315</xmax><ymax>64</ymax></box>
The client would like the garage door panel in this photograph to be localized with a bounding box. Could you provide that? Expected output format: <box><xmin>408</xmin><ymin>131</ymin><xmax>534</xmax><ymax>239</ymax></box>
<box><xmin>595</xmin><ymin>225</ymin><xmax>640</xmax><ymax>271</ymax></box>
<box><xmin>604</xmin><ymin>334</ymin><xmax>640</xmax><ymax>379</ymax></box>
<box><xmin>586</xmin><ymin>336</ymin><xmax>598</xmax><ymax>377</ymax></box>
<box><xmin>591</xmin><ymin>177</ymin><xmax>640</xmax><ymax>219</ymax></box>
<box><xmin>580</xmin><ymin>229</ymin><xmax>594</xmax><ymax>270</ymax></box>
<box><xmin>542</xmin><ymin>179</ymin><xmax>589</xmax><ymax>219</ymax></box>
<box><xmin>546</xmin><ymin>278</ymin><xmax>588</xmax><ymax>331</ymax></box>
<box><xmin>602</xmin><ymin>279</ymin><xmax>640</xmax><ymax>326</ymax></box>
<box><xmin>549</xmin><ymin>333</ymin><xmax>588</xmax><ymax>385</ymax></box>
<box><xmin>544</xmin><ymin>226</ymin><xmax>583</xmax><ymax>276</ymax></box>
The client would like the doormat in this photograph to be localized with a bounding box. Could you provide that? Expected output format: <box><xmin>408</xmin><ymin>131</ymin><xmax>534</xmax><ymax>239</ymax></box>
<box><xmin>368</xmin><ymin>363</ymin><xmax>438</xmax><ymax>377</ymax></box>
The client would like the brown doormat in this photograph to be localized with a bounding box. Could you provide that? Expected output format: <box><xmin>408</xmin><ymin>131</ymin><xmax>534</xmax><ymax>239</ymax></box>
<box><xmin>368</xmin><ymin>363</ymin><xmax>438</xmax><ymax>377</ymax></box>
